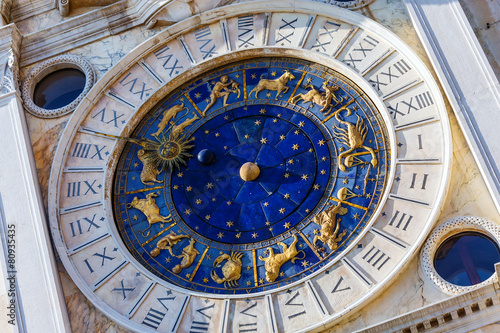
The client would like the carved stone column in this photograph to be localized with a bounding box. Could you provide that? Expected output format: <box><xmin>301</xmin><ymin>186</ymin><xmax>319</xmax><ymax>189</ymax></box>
<box><xmin>0</xmin><ymin>24</ymin><xmax>71</xmax><ymax>332</ymax></box>
<box><xmin>0</xmin><ymin>0</ymin><xmax>12</xmax><ymax>25</ymax></box>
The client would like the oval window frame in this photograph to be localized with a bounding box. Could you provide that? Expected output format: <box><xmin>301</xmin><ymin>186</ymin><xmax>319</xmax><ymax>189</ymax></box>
<box><xmin>422</xmin><ymin>216</ymin><xmax>500</xmax><ymax>295</ymax></box>
<box><xmin>22</xmin><ymin>55</ymin><xmax>95</xmax><ymax>118</ymax></box>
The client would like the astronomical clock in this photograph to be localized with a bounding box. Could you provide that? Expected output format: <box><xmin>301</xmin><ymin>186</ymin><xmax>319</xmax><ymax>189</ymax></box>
<box><xmin>49</xmin><ymin>2</ymin><xmax>450</xmax><ymax>332</ymax></box>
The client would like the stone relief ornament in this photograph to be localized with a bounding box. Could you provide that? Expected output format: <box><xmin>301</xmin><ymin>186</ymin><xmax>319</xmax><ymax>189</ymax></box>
<box><xmin>249</xmin><ymin>70</ymin><xmax>296</xmax><ymax>99</ymax></box>
<box><xmin>259</xmin><ymin>235</ymin><xmax>305</xmax><ymax>283</ymax></box>
<box><xmin>0</xmin><ymin>50</ymin><xmax>18</xmax><ymax>95</ymax></box>
<box><xmin>127</xmin><ymin>193</ymin><xmax>172</xmax><ymax>237</ymax></box>
<box><xmin>211</xmin><ymin>252</ymin><xmax>244</xmax><ymax>288</ymax></box>
<box><xmin>21</xmin><ymin>54</ymin><xmax>95</xmax><ymax>118</ymax></box>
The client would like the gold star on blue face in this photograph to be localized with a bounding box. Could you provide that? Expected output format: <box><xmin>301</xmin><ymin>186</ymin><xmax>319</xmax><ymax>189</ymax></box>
<box><xmin>251</xmin><ymin>73</ymin><xmax>257</xmax><ymax>79</ymax></box>
<box><xmin>206</xmin><ymin>183</ymin><xmax>214</xmax><ymax>189</ymax></box>
<box><xmin>217</xmin><ymin>232</ymin><xmax>224</xmax><ymax>239</ymax></box>
<box><xmin>195</xmin><ymin>92</ymin><xmax>202</xmax><ymax>99</ymax></box>
<box><xmin>133</xmin><ymin>162</ymin><xmax>139</xmax><ymax>168</ymax></box>
<box><xmin>226</xmin><ymin>221</ymin><xmax>234</xmax><ymax>227</ymax></box>
<box><xmin>284</xmin><ymin>222</ymin><xmax>290</xmax><ymax>228</ymax></box>
<box><xmin>184</xmin><ymin>209</ymin><xmax>191</xmax><ymax>215</ymax></box>
<box><xmin>279</xmin><ymin>208</ymin><xmax>286</xmax><ymax>214</ymax></box>
<box><xmin>260</xmin><ymin>138</ymin><xmax>268</xmax><ymax>144</ymax></box>
<box><xmin>252</xmin><ymin>233</ymin><xmax>258</xmax><ymax>239</ymax></box>
<box><xmin>301</xmin><ymin>174</ymin><xmax>309</xmax><ymax>180</ymax></box>
<box><xmin>353</xmin><ymin>213</ymin><xmax>360</xmax><ymax>220</ymax></box>
<box><xmin>254</xmin><ymin>120</ymin><xmax>261</xmax><ymax>125</ymax></box>
<box><xmin>292</xmin><ymin>143</ymin><xmax>300</xmax><ymax>150</ymax></box>
<box><xmin>259</xmin><ymin>108</ymin><xmax>266</xmax><ymax>114</ymax></box>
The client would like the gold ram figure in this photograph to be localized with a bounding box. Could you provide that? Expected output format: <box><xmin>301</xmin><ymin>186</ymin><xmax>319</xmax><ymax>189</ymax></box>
<box><xmin>259</xmin><ymin>235</ymin><xmax>305</xmax><ymax>283</ymax></box>
<box><xmin>313</xmin><ymin>202</ymin><xmax>348</xmax><ymax>251</ymax></box>
<box><xmin>211</xmin><ymin>252</ymin><xmax>243</xmax><ymax>288</ymax></box>
<box><xmin>249</xmin><ymin>70</ymin><xmax>296</xmax><ymax>100</ymax></box>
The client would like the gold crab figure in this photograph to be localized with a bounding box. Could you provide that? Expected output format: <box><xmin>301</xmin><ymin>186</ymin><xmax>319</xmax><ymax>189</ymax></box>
<box><xmin>211</xmin><ymin>251</ymin><xmax>243</xmax><ymax>288</ymax></box>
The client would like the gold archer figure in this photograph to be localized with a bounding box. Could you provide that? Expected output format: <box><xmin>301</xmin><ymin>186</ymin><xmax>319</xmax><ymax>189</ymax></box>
<box><xmin>313</xmin><ymin>202</ymin><xmax>348</xmax><ymax>251</ymax></box>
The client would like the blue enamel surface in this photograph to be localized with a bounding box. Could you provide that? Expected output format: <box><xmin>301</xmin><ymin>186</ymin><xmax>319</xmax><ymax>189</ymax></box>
<box><xmin>113</xmin><ymin>57</ymin><xmax>390</xmax><ymax>295</ymax></box>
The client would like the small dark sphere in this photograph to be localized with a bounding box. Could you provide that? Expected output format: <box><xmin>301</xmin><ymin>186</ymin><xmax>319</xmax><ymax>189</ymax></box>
<box><xmin>197</xmin><ymin>149</ymin><xmax>216</xmax><ymax>166</ymax></box>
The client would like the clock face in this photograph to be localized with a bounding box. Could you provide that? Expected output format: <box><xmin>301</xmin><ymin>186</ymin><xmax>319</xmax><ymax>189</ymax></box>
<box><xmin>113</xmin><ymin>57</ymin><xmax>390</xmax><ymax>295</ymax></box>
<box><xmin>49</xmin><ymin>3</ymin><xmax>450</xmax><ymax>332</ymax></box>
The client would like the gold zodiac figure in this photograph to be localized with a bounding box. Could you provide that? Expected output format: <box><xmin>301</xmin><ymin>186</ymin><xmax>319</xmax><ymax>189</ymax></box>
<box><xmin>211</xmin><ymin>252</ymin><xmax>243</xmax><ymax>288</ymax></box>
<box><xmin>152</xmin><ymin>103</ymin><xmax>189</xmax><ymax>137</ymax></box>
<box><xmin>172</xmin><ymin>238</ymin><xmax>199</xmax><ymax>274</ymax></box>
<box><xmin>249</xmin><ymin>70</ymin><xmax>296</xmax><ymax>100</ymax></box>
<box><xmin>137</xmin><ymin>148</ymin><xmax>162</xmax><ymax>185</ymax></box>
<box><xmin>127</xmin><ymin>193</ymin><xmax>172</xmax><ymax>237</ymax></box>
<box><xmin>291</xmin><ymin>82</ymin><xmax>342</xmax><ymax>113</ymax></box>
<box><xmin>313</xmin><ymin>202</ymin><xmax>348</xmax><ymax>251</ymax></box>
<box><xmin>171</xmin><ymin>114</ymin><xmax>199</xmax><ymax>137</ymax></box>
<box><xmin>202</xmin><ymin>75</ymin><xmax>240</xmax><ymax>116</ymax></box>
<box><xmin>150</xmin><ymin>231</ymin><xmax>189</xmax><ymax>257</ymax></box>
<box><xmin>332</xmin><ymin>107</ymin><xmax>377</xmax><ymax>172</ymax></box>
<box><xmin>259</xmin><ymin>235</ymin><xmax>305</xmax><ymax>282</ymax></box>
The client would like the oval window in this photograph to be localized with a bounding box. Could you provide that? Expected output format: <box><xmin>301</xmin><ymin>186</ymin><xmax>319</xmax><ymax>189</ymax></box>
<box><xmin>434</xmin><ymin>232</ymin><xmax>500</xmax><ymax>286</ymax></box>
<box><xmin>33</xmin><ymin>68</ymin><xmax>86</xmax><ymax>110</ymax></box>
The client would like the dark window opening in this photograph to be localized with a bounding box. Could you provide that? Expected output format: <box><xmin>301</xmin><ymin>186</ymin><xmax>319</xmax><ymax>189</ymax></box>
<box><xmin>434</xmin><ymin>232</ymin><xmax>500</xmax><ymax>286</ymax></box>
<box><xmin>33</xmin><ymin>68</ymin><xmax>86</xmax><ymax>110</ymax></box>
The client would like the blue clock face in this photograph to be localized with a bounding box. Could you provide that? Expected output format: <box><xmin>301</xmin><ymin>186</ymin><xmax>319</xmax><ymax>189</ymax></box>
<box><xmin>113</xmin><ymin>57</ymin><xmax>390</xmax><ymax>295</ymax></box>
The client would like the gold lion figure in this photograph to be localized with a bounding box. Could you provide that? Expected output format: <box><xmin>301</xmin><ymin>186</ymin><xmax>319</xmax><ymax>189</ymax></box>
<box><xmin>259</xmin><ymin>235</ymin><xmax>304</xmax><ymax>283</ymax></box>
<box><xmin>313</xmin><ymin>202</ymin><xmax>348</xmax><ymax>251</ymax></box>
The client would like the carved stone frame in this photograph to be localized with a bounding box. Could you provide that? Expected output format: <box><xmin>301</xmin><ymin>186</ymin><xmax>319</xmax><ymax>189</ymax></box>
<box><xmin>421</xmin><ymin>216</ymin><xmax>500</xmax><ymax>295</ymax></box>
<box><xmin>21</xmin><ymin>54</ymin><xmax>95</xmax><ymax>118</ymax></box>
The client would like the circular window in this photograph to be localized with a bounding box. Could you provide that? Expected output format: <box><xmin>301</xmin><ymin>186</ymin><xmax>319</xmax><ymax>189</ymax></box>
<box><xmin>22</xmin><ymin>55</ymin><xmax>95</xmax><ymax>118</ymax></box>
<box><xmin>434</xmin><ymin>232</ymin><xmax>500</xmax><ymax>286</ymax></box>
<box><xmin>33</xmin><ymin>68</ymin><xmax>86</xmax><ymax>110</ymax></box>
<box><xmin>422</xmin><ymin>216</ymin><xmax>500</xmax><ymax>294</ymax></box>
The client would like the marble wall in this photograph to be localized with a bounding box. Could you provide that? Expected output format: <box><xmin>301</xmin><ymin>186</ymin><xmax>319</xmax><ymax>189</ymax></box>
<box><xmin>13</xmin><ymin>0</ymin><xmax>500</xmax><ymax>332</ymax></box>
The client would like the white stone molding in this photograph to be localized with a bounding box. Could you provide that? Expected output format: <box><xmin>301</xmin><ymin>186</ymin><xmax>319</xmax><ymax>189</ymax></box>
<box><xmin>328</xmin><ymin>0</ymin><xmax>374</xmax><ymax>10</ymax></box>
<box><xmin>357</xmin><ymin>276</ymin><xmax>500</xmax><ymax>333</ymax></box>
<box><xmin>0</xmin><ymin>0</ymin><xmax>12</xmax><ymax>25</ymax></box>
<box><xmin>404</xmin><ymin>0</ymin><xmax>500</xmax><ymax>213</ymax></box>
<box><xmin>19</xmin><ymin>0</ymin><xmax>225</xmax><ymax>67</ymax></box>
<box><xmin>21</xmin><ymin>54</ymin><xmax>95</xmax><ymax>118</ymax></box>
<box><xmin>421</xmin><ymin>216</ymin><xmax>500</xmax><ymax>295</ymax></box>
<box><xmin>0</xmin><ymin>94</ymin><xmax>71</xmax><ymax>333</ymax></box>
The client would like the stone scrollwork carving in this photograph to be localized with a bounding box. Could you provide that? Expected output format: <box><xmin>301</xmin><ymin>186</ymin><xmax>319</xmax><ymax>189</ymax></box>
<box><xmin>421</xmin><ymin>216</ymin><xmax>500</xmax><ymax>295</ymax></box>
<box><xmin>0</xmin><ymin>49</ymin><xmax>19</xmax><ymax>95</ymax></box>
<box><xmin>21</xmin><ymin>54</ymin><xmax>95</xmax><ymax>118</ymax></box>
